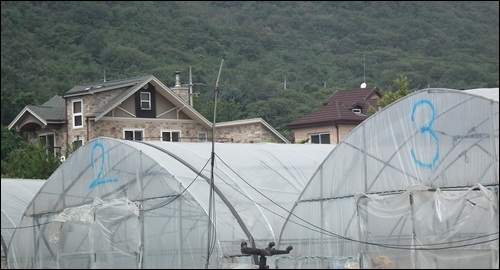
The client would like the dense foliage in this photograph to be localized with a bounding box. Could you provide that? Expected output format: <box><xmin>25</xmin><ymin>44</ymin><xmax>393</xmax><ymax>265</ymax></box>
<box><xmin>1</xmin><ymin>1</ymin><xmax>498</xmax><ymax>177</ymax></box>
<box><xmin>1</xmin><ymin>139</ymin><xmax>61</xmax><ymax>178</ymax></box>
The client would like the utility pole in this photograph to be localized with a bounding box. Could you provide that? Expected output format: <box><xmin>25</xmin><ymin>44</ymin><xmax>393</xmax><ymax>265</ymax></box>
<box><xmin>205</xmin><ymin>59</ymin><xmax>224</xmax><ymax>269</ymax></box>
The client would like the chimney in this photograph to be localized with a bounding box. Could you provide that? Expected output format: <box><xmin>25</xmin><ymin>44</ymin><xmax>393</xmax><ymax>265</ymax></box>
<box><xmin>175</xmin><ymin>71</ymin><xmax>181</xmax><ymax>87</ymax></box>
<box><xmin>172</xmin><ymin>71</ymin><xmax>190</xmax><ymax>105</ymax></box>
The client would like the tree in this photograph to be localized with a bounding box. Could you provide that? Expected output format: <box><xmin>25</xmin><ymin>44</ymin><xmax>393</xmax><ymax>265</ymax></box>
<box><xmin>368</xmin><ymin>74</ymin><xmax>414</xmax><ymax>115</ymax></box>
<box><xmin>1</xmin><ymin>139</ymin><xmax>61</xmax><ymax>179</ymax></box>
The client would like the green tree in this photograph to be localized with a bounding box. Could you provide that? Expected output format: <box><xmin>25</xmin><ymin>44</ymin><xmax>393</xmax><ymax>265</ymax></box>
<box><xmin>368</xmin><ymin>74</ymin><xmax>414</xmax><ymax>115</ymax></box>
<box><xmin>2</xmin><ymin>139</ymin><xmax>61</xmax><ymax>179</ymax></box>
<box><xmin>1</xmin><ymin>125</ymin><xmax>26</xmax><ymax>176</ymax></box>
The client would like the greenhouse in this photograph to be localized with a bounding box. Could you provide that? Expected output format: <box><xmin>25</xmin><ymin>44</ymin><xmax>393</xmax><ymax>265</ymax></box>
<box><xmin>5</xmin><ymin>87</ymin><xmax>499</xmax><ymax>269</ymax></box>
<box><xmin>5</xmin><ymin>140</ymin><xmax>334</xmax><ymax>269</ymax></box>
<box><xmin>1</xmin><ymin>179</ymin><xmax>45</xmax><ymax>267</ymax></box>
<box><xmin>277</xmin><ymin>88</ymin><xmax>499</xmax><ymax>269</ymax></box>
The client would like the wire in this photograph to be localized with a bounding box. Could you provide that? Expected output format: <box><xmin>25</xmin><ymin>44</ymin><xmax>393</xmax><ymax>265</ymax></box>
<box><xmin>141</xmin><ymin>157</ymin><xmax>211</xmax><ymax>212</ymax></box>
<box><xmin>214</xmin><ymin>153</ymin><xmax>499</xmax><ymax>251</ymax></box>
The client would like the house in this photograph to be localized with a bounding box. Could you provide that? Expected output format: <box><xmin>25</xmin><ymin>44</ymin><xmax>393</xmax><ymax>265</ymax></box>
<box><xmin>8</xmin><ymin>72</ymin><xmax>290</xmax><ymax>157</ymax></box>
<box><xmin>286</xmin><ymin>86</ymin><xmax>382</xmax><ymax>144</ymax></box>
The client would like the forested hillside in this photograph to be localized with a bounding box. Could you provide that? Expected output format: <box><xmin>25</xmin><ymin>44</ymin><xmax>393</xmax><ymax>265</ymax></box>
<box><xmin>1</xmin><ymin>1</ymin><xmax>499</xmax><ymax>137</ymax></box>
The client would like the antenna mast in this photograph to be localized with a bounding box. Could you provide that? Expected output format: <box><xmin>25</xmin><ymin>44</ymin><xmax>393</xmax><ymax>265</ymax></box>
<box><xmin>189</xmin><ymin>65</ymin><xmax>193</xmax><ymax>106</ymax></box>
<box><xmin>205</xmin><ymin>58</ymin><xmax>224</xmax><ymax>269</ymax></box>
<box><xmin>363</xmin><ymin>54</ymin><xmax>366</xmax><ymax>84</ymax></box>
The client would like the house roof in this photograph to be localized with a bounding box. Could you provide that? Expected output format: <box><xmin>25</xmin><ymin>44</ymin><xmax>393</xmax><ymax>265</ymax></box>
<box><xmin>63</xmin><ymin>76</ymin><xmax>149</xmax><ymax>97</ymax></box>
<box><xmin>8</xmin><ymin>95</ymin><xmax>65</xmax><ymax>130</ymax></box>
<box><xmin>287</xmin><ymin>87</ymin><xmax>382</xmax><ymax>128</ymax></box>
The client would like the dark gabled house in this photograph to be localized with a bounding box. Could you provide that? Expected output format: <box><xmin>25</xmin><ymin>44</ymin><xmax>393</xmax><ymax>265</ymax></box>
<box><xmin>287</xmin><ymin>87</ymin><xmax>382</xmax><ymax>144</ymax></box>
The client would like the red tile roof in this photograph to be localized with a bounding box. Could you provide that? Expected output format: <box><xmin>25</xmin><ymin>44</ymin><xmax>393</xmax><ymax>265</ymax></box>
<box><xmin>287</xmin><ymin>87</ymin><xmax>382</xmax><ymax>128</ymax></box>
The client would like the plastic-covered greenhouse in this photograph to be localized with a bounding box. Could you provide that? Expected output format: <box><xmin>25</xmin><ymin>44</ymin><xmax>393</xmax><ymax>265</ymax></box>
<box><xmin>1</xmin><ymin>179</ymin><xmax>45</xmax><ymax>267</ymax></box>
<box><xmin>276</xmin><ymin>88</ymin><xmax>499</xmax><ymax>269</ymax></box>
<box><xmin>5</xmin><ymin>88</ymin><xmax>499</xmax><ymax>269</ymax></box>
<box><xmin>5</xmin><ymin>141</ymin><xmax>334</xmax><ymax>269</ymax></box>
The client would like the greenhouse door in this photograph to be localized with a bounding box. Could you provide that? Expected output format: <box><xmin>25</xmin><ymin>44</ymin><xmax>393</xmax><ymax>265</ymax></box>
<box><xmin>358</xmin><ymin>186</ymin><xmax>497</xmax><ymax>269</ymax></box>
<box><xmin>54</xmin><ymin>198</ymin><xmax>142</xmax><ymax>269</ymax></box>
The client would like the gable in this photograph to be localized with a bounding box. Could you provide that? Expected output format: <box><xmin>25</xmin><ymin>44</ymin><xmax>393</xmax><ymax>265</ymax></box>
<box><xmin>71</xmin><ymin>75</ymin><xmax>211</xmax><ymax>129</ymax></box>
<box><xmin>8</xmin><ymin>95</ymin><xmax>65</xmax><ymax>131</ymax></box>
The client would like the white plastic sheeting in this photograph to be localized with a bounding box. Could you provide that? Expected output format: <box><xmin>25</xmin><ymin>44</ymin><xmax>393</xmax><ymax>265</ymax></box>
<box><xmin>277</xmin><ymin>88</ymin><xmax>499</xmax><ymax>269</ymax></box>
<box><xmin>1</xmin><ymin>179</ymin><xmax>45</xmax><ymax>258</ymax></box>
<box><xmin>6</xmin><ymin>141</ymin><xmax>334</xmax><ymax>269</ymax></box>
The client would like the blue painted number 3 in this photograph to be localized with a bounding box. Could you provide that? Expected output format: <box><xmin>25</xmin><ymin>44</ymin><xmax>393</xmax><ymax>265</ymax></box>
<box><xmin>89</xmin><ymin>142</ymin><xmax>118</xmax><ymax>190</ymax></box>
<box><xmin>410</xmin><ymin>100</ymin><xmax>439</xmax><ymax>169</ymax></box>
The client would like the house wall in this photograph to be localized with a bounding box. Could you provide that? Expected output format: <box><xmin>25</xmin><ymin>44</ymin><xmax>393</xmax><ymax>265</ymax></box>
<box><xmin>24</xmin><ymin>125</ymin><xmax>66</xmax><ymax>157</ymax></box>
<box><xmin>61</xmin><ymin>85</ymin><xmax>285</xmax><ymax>155</ymax></box>
<box><xmin>171</xmin><ymin>86</ymin><xmax>190</xmax><ymax>105</ymax></box>
<box><xmin>87</xmin><ymin>118</ymin><xmax>209</xmax><ymax>141</ymax></box>
<box><xmin>216</xmin><ymin>123</ymin><xmax>284</xmax><ymax>143</ymax></box>
<box><xmin>292</xmin><ymin>123</ymin><xmax>358</xmax><ymax>144</ymax></box>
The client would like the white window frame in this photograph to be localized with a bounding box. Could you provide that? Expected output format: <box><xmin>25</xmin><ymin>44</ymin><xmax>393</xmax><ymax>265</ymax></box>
<box><xmin>198</xmin><ymin>132</ymin><xmax>207</xmax><ymax>142</ymax></box>
<box><xmin>72</xmin><ymin>99</ymin><xmax>83</xmax><ymax>129</ymax></box>
<box><xmin>161</xmin><ymin>130</ymin><xmax>181</xmax><ymax>142</ymax></box>
<box><xmin>352</xmin><ymin>108</ymin><xmax>361</xmax><ymax>113</ymax></box>
<box><xmin>309</xmin><ymin>133</ymin><xmax>330</xmax><ymax>144</ymax></box>
<box><xmin>124</xmin><ymin>129</ymin><xmax>144</xmax><ymax>141</ymax></box>
<box><xmin>140</xmin><ymin>92</ymin><xmax>151</xmax><ymax>110</ymax></box>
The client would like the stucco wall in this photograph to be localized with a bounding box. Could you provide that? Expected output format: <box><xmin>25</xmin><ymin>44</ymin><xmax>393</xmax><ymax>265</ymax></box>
<box><xmin>292</xmin><ymin>123</ymin><xmax>358</xmax><ymax>144</ymax></box>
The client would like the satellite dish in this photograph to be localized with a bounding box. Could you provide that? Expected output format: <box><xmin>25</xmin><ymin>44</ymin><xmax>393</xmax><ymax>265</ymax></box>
<box><xmin>360</xmin><ymin>82</ymin><xmax>367</xmax><ymax>88</ymax></box>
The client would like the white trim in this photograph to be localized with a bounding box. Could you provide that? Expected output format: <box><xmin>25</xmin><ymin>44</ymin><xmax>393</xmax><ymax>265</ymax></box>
<box><xmin>123</xmin><ymin>128</ymin><xmax>145</xmax><ymax>141</ymax></box>
<box><xmin>115</xmin><ymin>106</ymin><xmax>136</xmax><ymax>117</ymax></box>
<box><xmin>8</xmin><ymin>107</ymin><xmax>47</xmax><ymax>130</ymax></box>
<box><xmin>99</xmin><ymin>117</ymin><xmax>198</xmax><ymax>123</ymax></box>
<box><xmin>157</xmin><ymin>107</ymin><xmax>179</xmax><ymax>118</ymax></box>
<box><xmin>140</xmin><ymin>91</ymin><xmax>151</xmax><ymax>110</ymax></box>
<box><xmin>72</xmin><ymin>99</ymin><xmax>83</xmax><ymax>129</ymax></box>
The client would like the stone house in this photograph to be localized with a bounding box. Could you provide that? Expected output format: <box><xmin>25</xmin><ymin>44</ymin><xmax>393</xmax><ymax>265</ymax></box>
<box><xmin>287</xmin><ymin>87</ymin><xmax>382</xmax><ymax>144</ymax></box>
<box><xmin>8</xmin><ymin>72</ymin><xmax>289</xmax><ymax>158</ymax></box>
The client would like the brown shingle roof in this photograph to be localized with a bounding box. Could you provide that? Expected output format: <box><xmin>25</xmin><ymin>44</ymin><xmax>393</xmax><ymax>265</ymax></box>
<box><xmin>287</xmin><ymin>87</ymin><xmax>382</xmax><ymax>128</ymax></box>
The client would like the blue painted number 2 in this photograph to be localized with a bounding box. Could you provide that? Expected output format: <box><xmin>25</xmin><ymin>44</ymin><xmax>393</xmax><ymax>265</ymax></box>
<box><xmin>410</xmin><ymin>100</ymin><xmax>439</xmax><ymax>169</ymax></box>
<box><xmin>89</xmin><ymin>141</ymin><xmax>118</xmax><ymax>190</ymax></box>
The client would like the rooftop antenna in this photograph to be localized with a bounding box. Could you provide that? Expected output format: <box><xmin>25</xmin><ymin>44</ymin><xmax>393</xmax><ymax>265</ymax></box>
<box><xmin>103</xmin><ymin>70</ymin><xmax>106</xmax><ymax>82</ymax></box>
<box><xmin>189</xmin><ymin>65</ymin><xmax>193</xmax><ymax>106</ymax></box>
<box><xmin>205</xmin><ymin>58</ymin><xmax>224</xmax><ymax>269</ymax></box>
<box><xmin>360</xmin><ymin>55</ymin><xmax>366</xmax><ymax>88</ymax></box>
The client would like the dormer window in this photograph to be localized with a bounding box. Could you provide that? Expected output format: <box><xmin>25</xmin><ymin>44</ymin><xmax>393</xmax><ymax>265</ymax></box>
<box><xmin>352</xmin><ymin>108</ymin><xmax>361</xmax><ymax>113</ymax></box>
<box><xmin>140</xmin><ymin>92</ymin><xmax>151</xmax><ymax>110</ymax></box>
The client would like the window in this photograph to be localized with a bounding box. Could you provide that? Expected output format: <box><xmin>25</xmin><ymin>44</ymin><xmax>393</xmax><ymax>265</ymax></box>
<box><xmin>72</xmin><ymin>136</ymin><xmax>84</xmax><ymax>151</ymax></box>
<box><xmin>162</xmin><ymin>131</ymin><xmax>180</xmax><ymax>142</ymax></box>
<box><xmin>310</xmin><ymin>133</ymin><xmax>330</xmax><ymax>144</ymax></box>
<box><xmin>73</xmin><ymin>100</ymin><xmax>83</xmax><ymax>128</ymax></box>
<box><xmin>124</xmin><ymin>129</ymin><xmax>144</xmax><ymax>141</ymax></box>
<box><xmin>352</xmin><ymin>108</ymin><xmax>361</xmax><ymax>113</ymax></box>
<box><xmin>140</xmin><ymin>92</ymin><xmax>151</xmax><ymax>110</ymax></box>
<box><xmin>39</xmin><ymin>133</ymin><xmax>56</xmax><ymax>155</ymax></box>
<box><xmin>198</xmin><ymin>132</ymin><xmax>207</xmax><ymax>142</ymax></box>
